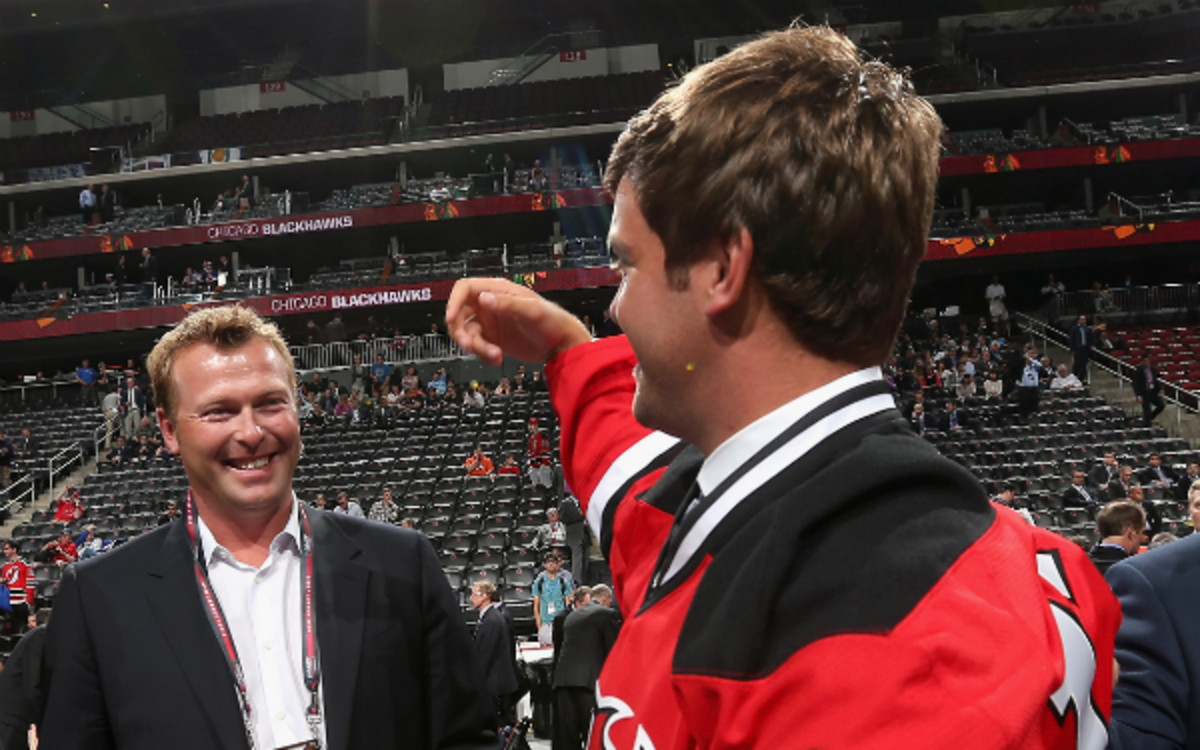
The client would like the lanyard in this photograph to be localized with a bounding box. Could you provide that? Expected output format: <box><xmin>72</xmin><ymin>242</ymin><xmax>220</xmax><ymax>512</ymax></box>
<box><xmin>185</xmin><ymin>491</ymin><xmax>323</xmax><ymax>750</ymax></box>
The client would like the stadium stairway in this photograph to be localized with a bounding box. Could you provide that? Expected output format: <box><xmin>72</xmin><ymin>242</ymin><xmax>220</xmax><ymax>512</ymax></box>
<box><xmin>0</xmin><ymin>459</ymin><xmax>95</xmax><ymax>539</ymax></box>
<box><xmin>1038</xmin><ymin>338</ymin><xmax>1200</xmax><ymax>445</ymax></box>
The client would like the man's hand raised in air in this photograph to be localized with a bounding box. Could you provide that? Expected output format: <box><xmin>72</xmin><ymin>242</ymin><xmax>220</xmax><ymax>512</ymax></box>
<box><xmin>445</xmin><ymin>278</ymin><xmax>592</xmax><ymax>366</ymax></box>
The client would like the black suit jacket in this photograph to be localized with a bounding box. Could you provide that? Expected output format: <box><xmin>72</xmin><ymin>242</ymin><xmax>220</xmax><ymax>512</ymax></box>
<box><xmin>1131</xmin><ymin>365</ymin><xmax>1161</xmax><ymax>397</ymax></box>
<box><xmin>41</xmin><ymin>508</ymin><xmax>496</xmax><ymax>750</ymax></box>
<box><xmin>553</xmin><ymin>603</ymin><xmax>620</xmax><ymax>689</ymax></box>
<box><xmin>1108</xmin><ymin>533</ymin><xmax>1200</xmax><ymax>748</ymax></box>
<box><xmin>1061</xmin><ymin>483</ymin><xmax>1099</xmax><ymax>510</ymax></box>
<box><xmin>474</xmin><ymin>604</ymin><xmax>518</xmax><ymax>699</ymax></box>
<box><xmin>1089</xmin><ymin>544</ymin><xmax>1129</xmax><ymax>576</ymax></box>
<box><xmin>1137</xmin><ymin>465</ymin><xmax>1179</xmax><ymax>489</ymax></box>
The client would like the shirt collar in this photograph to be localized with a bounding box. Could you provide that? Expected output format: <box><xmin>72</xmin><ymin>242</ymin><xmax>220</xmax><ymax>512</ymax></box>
<box><xmin>697</xmin><ymin>366</ymin><xmax>883</xmax><ymax>496</ymax></box>
<box><xmin>195</xmin><ymin>495</ymin><xmax>301</xmax><ymax>569</ymax></box>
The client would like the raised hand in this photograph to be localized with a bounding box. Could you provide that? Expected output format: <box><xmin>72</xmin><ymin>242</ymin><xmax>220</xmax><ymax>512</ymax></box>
<box><xmin>445</xmin><ymin>278</ymin><xmax>592</xmax><ymax>366</ymax></box>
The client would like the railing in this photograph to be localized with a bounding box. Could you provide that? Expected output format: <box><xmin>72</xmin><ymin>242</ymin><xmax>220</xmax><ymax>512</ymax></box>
<box><xmin>48</xmin><ymin>442</ymin><xmax>85</xmax><ymax>501</ymax></box>
<box><xmin>1048</xmin><ymin>283</ymin><xmax>1199</xmax><ymax>323</ymax></box>
<box><xmin>1017</xmin><ymin>311</ymin><xmax>1198</xmax><ymax>423</ymax></box>
<box><xmin>291</xmin><ymin>65</ymin><xmax>359</xmax><ymax>104</ymax></box>
<box><xmin>290</xmin><ymin>335</ymin><xmax>467</xmax><ymax>371</ymax></box>
<box><xmin>93</xmin><ymin>418</ymin><xmax>117</xmax><ymax>465</ymax></box>
<box><xmin>0</xmin><ymin>474</ymin><xmax>36</xmax><ymax>519</ymax></box>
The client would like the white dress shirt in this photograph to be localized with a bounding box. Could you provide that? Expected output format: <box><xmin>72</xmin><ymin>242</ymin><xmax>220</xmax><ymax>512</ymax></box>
<box><xmin>197</xmin><ymin>499</ymin><xmax>326</xmax><ymax>750</ymax></box>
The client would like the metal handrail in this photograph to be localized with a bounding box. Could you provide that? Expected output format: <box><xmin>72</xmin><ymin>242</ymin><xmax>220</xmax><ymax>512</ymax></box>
<box><xmin>93</xmin><ymin>419</ymin><xmax>117</xmax><ymax>465</ymax></box>
<box><xmin>48</xmin><ymin>443</ymin><xmax>84</xmax><ymax>501</ymax></box>
<box><xmin>1015</xmin><ymin>311</ymin><xmax>1198</xmax><ymax>425</ymax></box>
<box><xmin>0</xmin><ymin>474</ymin><xmax>35</xmax><ymax>518</ymax></box>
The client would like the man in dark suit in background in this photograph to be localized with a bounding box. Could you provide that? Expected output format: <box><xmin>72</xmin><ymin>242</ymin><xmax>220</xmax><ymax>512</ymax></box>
<box><xmin>1108</xmin><ymin>531</ymin><xmax>1200</xmax><ymax>747</ymax></box>
<box><xmin>1137</xmin><ymin>452</ymin><xmax>1178</xmax><ymax>492</ymax></box>
<box><xmin>1068</xmin><ymin>314</ymin><xmax>1093</xmax><ymax>382</ymax></box>
<box><xmin>1131</xmin><ymin>355</ymin><xmax>1166</xmax><ymax>426</ymax></box>
<box><xmin>553</xmin><ymin>583</ymin><xmax>620</xmax><ymax>750</ymax></box>
<box><xmin>470</xmin><ymin>580</ymin><xmax>519</xmax><ymax>729</ymax></box>
<box><xmin>1089</xmin><ymin>500</ymin><xmax>1144</xmax><ymax>575</ymax></box>
<box><xmin>41</xmin><ymin>306</ymin><xmax>496</xmax><ymax>750</ymax></box>
<box><xmin>1062</xmin><ymin>469</ymin><xmax>1100</xmax><ymax>511</ymax></box>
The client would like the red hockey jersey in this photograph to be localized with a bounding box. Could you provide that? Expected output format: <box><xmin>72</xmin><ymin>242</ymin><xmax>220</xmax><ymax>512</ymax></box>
<box><xmin>2</xmin><ymin>557</ymin><xmax>34</xmax><ymax>606</ymax></box>
<box><xmin>545</xmin><ymin>335</ymin><xmax>1121</xmax><ymax>750</ymax></box>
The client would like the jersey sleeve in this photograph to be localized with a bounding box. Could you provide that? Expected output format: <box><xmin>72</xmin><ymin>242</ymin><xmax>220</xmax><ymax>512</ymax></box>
<box><xmin>545</xmin><ymin>336</ymin><xmax>685</xmax><ymax>611</ymax></box>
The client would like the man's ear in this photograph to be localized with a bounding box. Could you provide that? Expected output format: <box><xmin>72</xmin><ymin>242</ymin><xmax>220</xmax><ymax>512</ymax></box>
<box><xmin>157</xmin><ymin>407</ymin><xmax>180</xmax><ymax>455</ymax></box>
<box><xmin>704</xmin><ymin>226</ymin><xmax>755</xmax><ymax>318</ymax></box>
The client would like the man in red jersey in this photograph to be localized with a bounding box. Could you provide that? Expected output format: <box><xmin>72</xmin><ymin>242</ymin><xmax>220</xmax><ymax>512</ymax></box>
<box><xmin>448</xmin><ymin>24</ymin><xmax>1120</xmax><ymax>750</ymax></box>
<box><xmin>2</xmin><ymin>539</ymin><xmax>35</xmax><ymax>631</ymax></box>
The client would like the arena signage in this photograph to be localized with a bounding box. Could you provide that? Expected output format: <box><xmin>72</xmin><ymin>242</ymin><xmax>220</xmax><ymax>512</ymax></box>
<box><xmin>331</xmin><ymin>288</ymin><xmax>433</xmax><ymax>309</ymax></box>
<box><xmin>206</xmin><ymin>214</ymin><xmax>353</xmax><ymax>241</ymax></box>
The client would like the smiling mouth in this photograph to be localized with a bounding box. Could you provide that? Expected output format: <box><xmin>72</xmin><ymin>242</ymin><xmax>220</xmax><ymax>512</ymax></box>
<box><xmin>228</xmin><ymin>455</ymin><xmax>272</xmax><ymax>471</ymax></box>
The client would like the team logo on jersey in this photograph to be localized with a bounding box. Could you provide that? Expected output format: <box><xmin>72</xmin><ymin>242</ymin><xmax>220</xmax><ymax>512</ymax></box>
<box><xmin>589</xmin><ymin>684</ymin><xmax>656</xmax><ymax>750</ymax></box>
<box><xmin>1037</xmin><ymin>549</ymin><xmax>1109</xmax><ymax>750</ymax></box>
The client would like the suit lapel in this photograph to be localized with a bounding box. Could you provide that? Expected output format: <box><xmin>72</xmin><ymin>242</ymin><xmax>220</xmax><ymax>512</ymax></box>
<box><xmin>144</xmin><ymin>522</ymin><xmax>250</xmax><ymax>750</ymax></box>
<box><xmin>310</xmin><ymin>511</ymin><xmax>370</xmax><ymax>750</ymax></box>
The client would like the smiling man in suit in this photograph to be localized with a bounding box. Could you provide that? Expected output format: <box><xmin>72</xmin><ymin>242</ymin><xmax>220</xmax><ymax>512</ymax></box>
<box><xmin>41</xmin><ymin>305</ymin><xmax>496</xmax><ymax>750</ymax></box>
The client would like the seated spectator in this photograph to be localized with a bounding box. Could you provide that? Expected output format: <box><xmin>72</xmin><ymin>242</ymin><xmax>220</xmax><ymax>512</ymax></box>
<box><xmin>1095</xmin><ymin>324</ymin><xmax>1126</xmax><ymax>353</ymax></box>
<box><xmin>1089</xmin><ymin>500</ymin><xmax>1145</xmax><ymax>575</ymax></box>
<box><xmin>1089</xmin><ymin>450</ymin><xmax>1120</xmax><ymax>493</ymax></box>
<box><xmin>333</xmin><ymin>491</ymin><xmax>364</xmax><ymax>518</ymax></box>
<box><xmin>52</xmin><ymin>487</ymin><xmax>84</xmax><ymax>523</ymax></box>
<box><xmin>909</xmin><ymin>403</ymin><xmax>930</xmax><ymax>435</ymax></box>
<box><xmin>993</xmin><ymin>483</ymin><xmax>1033</xmax><ymax>525</ymax></box>
<box><xmin>1128</xmin><ymin>485</ymin><xmax>1162</xmax><ymax>537</ymax></box>
<box><xmin>429</xmin><ymin>181</ymin><xmax>452</xmax><ymax>202</ymax></box>
<box><xmin>534</xmin><ymin>508</ymin><xmax>568</xmax><ymax>557</ymax></box>
<box><xmin>983</xmin><ymin>370</ymin><xmax>1003</xmax><ymax>399</ymax></box>
<box><xmin>1049</xmin><ymin>364</ymin><xmax>1083</xmax><ymax>391</ymax></box>
<box><xmin>528</xmin><ymin>160</ymin><xmax>548</xmax><ymax>192</ymax></box>
<box><xmin>1107</xmin><ymin>465</ymin><xmax>1136</xmax><ymax>501</ymax></box>
<box><xmin>400</xmin><ymin>365</ymin><xmax>420</xmax><ymax>393</ymax></box>
<box><xmin>180</xmin><ymin>267</ymin><xmax>203</xmax><ymax>292</ymax></box>
<box><xmin>369</xmin><ymin>354</ymin><xmax>393</xmax><ymax>392</ymax></box>
<box><xmin>75</xmin><ymin>525</ymin><xmax>109</xmax><ymax>559</ymax></box>
<box><xmin>493</xmin><ymin>377</ymin><xmax>512</xmax><ymax>397</ymax></box>
<box><xmin>956</xmin><ymin>374</ymin><xmax>976</xmax><ymax>400</ymax></box>
<box><xmin>463</xmin><ymin>384</ymin><xmax>485</xmax><ymax>409</ymax></box>
<box><xmin>311</xmin><ymin>493</ymin><xmax>331</xmax><ymax>511</ymax></box>
<box><xmin>941</xmin><ymin>400</ymin><xmax>967</xmax><ymax>431</ymax></box>
<box><xmin>40</xmin><ymin>530</ymin><xmax>79</xmax><ymax>566</ymax></box>
<box><xmin>1175</xmin><ymin>462</ymin><xmax>1200</xmax><ymax>502</ymax></box>
<box><xmin>1138</xmin><ymin>452</ymin><xmax>1178</xmax><ymax>490</ymax></box>
<box><xmin>427</xmin><ymin>368</ymin><xmax>448</xmax><ymax>397</ymax></box>
<box><xmin>334</xmin><ymin>393</ymin><xmax>354</xmax><ymax>420</ymax></box>
<box><xmin>465</xmin><ymin>446</ymin><xmax>495</xmax><ymax>478</ymax></box>
<box><xmin>158</xmin><ymin>500</ymin><xmax>181</xmax><ymax>525</ymax></box>
<box><xmin>305</xmin><ymin>401</ymin><xmax>328</xmax><ymax>428</ymax></box>
<box><xmin>497</xmin><ymin>455</ymin><xmax>521</xmax><ymax>477</ymax></box>
<box><xmin>1062</xmin><ymin>470</ymin><xmax>1100</xmax><ymax>511</ymax></box>
<box><xmin>368</xmin><ymin>487</ymin><xmax>400</xmax><ymax>525</ymax></box>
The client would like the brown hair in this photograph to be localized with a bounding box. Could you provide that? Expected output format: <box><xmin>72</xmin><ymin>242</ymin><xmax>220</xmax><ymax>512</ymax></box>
<box><xmin>473</xmin><ymin>580</ymin><xmax>499</xmax><ymax>602</ymax></box>
<box><xmin>605</xmin><ymin>24</ymin><xmax>943</xmax><ymax>365</ymax></box>
<box><xmin>1097</xmin><ymin>500</ymin><xmax>1145</xmax><ymax>538</ymax></box>
<box><xmin>148</xmin><ymin>305</ymin><xmax>295</xmax><ymax>420</ymax></box>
